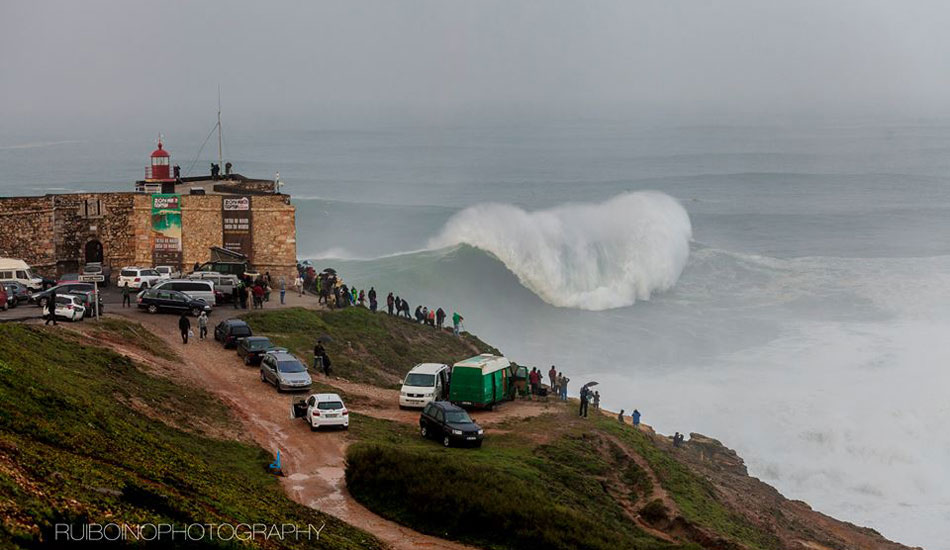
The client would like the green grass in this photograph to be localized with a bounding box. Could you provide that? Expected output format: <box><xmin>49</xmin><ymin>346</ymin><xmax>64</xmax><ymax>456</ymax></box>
<box><xmin>86</xmin><ymin>317</ymin><xmax>182</xmax><ymax>362</ymax></box>
<box><xmin>593</xmin><ymin>415</ymin><xmax>781</xmax><ymax>550</ymax></box>
<box><xmin>345</xmin><ymin>405</ymin><xmax>707</xmax><ymax>550</ymax></box>
<box><xmin>0</xmin><ymin>323</ymin><xmax>382</xmax><ymax>550</ymax></box>
<box><xmin>242</xmin><ymin>307</ymin><xmax>498</xmax><ymax>387</ymax></box>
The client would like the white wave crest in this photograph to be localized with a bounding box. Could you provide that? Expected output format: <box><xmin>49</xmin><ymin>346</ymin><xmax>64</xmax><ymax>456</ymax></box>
<box><xmin>429</xmin><ymin>191</ymin><xmax>692</xmax><ymax>310</ymax></box>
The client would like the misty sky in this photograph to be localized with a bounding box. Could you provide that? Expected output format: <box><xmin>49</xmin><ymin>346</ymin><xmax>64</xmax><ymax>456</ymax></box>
<box><xmin>2</xmin><ymin>1</ymin><xmax>949</xmax><ymax>132</ymax></box>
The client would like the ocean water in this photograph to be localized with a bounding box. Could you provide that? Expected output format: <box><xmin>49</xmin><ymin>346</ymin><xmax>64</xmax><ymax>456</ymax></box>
<box><xmin>2</xmin><ymin>120</ymin><xmax>948</xmax><ymax>547</ymax></box>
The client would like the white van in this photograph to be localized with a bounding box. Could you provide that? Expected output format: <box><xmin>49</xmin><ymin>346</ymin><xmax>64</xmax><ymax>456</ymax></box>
<box><xmin>150</xmin><ymin>279</ymin><xmax>216</xmax><ymax>305</ymax></box>
<box><xmin>0</xmin><ymin>258</ymin><xmax>45</xmax><ymax>291</ymax></box>
<box><xmin>399</xmin><ymin>363</ymin><xmax>450</xmax><ymax>408</ymax></box>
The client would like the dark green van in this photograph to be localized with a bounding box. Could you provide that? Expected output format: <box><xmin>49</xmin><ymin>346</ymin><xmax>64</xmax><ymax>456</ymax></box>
<box><xmin>448</xmin><ymin>354</ymin><xmax>514</xmax><ymax>410</ymax></box>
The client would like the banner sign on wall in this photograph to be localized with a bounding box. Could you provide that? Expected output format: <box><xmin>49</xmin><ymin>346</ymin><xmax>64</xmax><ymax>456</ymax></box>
<box><xmin>222</xmin><ymin>196</ymin><xmax>253</xmax><ymax>258</ymax></box>
<box><xmin>151</xmin><ymin>194</ymin><xmax>182</xmax><ymax>267</ymax></box>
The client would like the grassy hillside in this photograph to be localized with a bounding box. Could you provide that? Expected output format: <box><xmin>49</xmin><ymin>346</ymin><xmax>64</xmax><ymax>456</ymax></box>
<box><xmin>242</xmin><ymin>307</ymin><xmax>499</xmax><ymax>387</ymax></box>
<box><xmin>0</xmin><ymin>323</ymin><xmax>382</xmax><ymax>550</ymax></box>
<box><xmin>345</xmin><ymin>404</ymin><xmax>781</xmax><ymax>550</ymax></box>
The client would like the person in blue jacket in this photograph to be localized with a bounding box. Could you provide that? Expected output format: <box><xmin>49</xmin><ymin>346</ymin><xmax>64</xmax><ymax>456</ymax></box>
<box><xmin>632</xmin><ymin>409</ymin><xmax>641</xmax><ymax>427</ymax></box>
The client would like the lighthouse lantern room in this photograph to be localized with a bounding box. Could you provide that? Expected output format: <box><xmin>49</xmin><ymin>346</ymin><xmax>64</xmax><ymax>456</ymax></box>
<box><xmin>139</xmin><ymin>137</ymin><xmax>177</xmax><ymax>194</ymax></box>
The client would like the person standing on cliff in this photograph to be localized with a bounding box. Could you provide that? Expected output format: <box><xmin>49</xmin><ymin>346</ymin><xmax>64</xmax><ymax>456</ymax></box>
<box><xmin>632</xmin><ymin>409</ymin><xmax>641</xmax><ymax>428</ymax></box>
<box><xmin>387</xmin><ymin>292</ymin><xmax>395</xmax><ymax>315</ymax></box>
<box><xmin>592</xmin><ymin>390</ymin><xmax>601</xmax><ymax>411</ymax></box>
<box><xmin>368</xmin><ymin>287</ymin><xmax>377</xmax><ymax>312</ymax></box>
<box><xmin>560</xmin><ymin>375</ymin><xmax>569</xmax><ymax>401</ymax></box>
<box><xmin>121</xmin><ymin>282</ymin><xmax>131</xmax><ymax>308</ymax></box>
<box><xmin>452</xmin><ymin>311</ymin><xmax>463</xmax><ymax>336</ymax></box>
<box><xmin>44</xmin><ymin>289</ymin><xmax>57</xmax><ymax>325</ymax></box>
<box><xmin>618</xmin><ymin>409</ymin><xmax>626</xmax><ymax>424</ymax></box>
<box><xmin>178</xmin><ymin>313</ymin><xmax>191</xmax><ymax>344</ymax></box>
<box><xmin>578</xmin><ymin>386</ymin><xmax>589</xmax><ymax>417</ymax></box>
<box><xmin>435</xmin><ymin>307</ymin><xmax>445</xmax><ymax>329</ymax></box>
<box><xmin>548</xmin><ymin>365</ymin><xmax>557</xmax><ymax>391</ymax></box>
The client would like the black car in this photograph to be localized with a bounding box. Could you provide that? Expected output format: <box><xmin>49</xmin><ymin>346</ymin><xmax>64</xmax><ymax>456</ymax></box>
<box><xmin>2</xmin><ymin>281</ymin><xmax>31</xmax><ymax>307</ymax></box>
<box><xmin>214</xmin><ymin>319</ymin><xmax>252</xmax><ymax>348</ymax></box>
<box><xmin>419</xmin><ymin>401</ymin><xmax>484</xmax><ymax>448</ymax></box>
<box><xmin>236</xmin><ymin>336</ymin><xmax>284</xmax><ymax>365</ymax></box>
<box><xmin>32</xmin><ymin>283</ymin><xmax>103</xmax><ymax>314</ymax></box>
<box><xmin>137</xmin><ymin>288</ymin><xmax>211</xmax><ymax>316</ymax></box>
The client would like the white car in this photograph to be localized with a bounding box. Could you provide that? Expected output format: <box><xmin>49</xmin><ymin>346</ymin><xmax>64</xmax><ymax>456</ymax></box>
<box><xmin>301</xmin><ymin>393</ymin><xmax>349</xmax><ymax>430</ymax></box>
<box><xmin>399</xmin><ymin>363</ymin><xmax>450</xmax><ymax>408</ymax></box>
<box><xmin>51</xmin><ymin>294</ymin><xmax>86</xmax><ymax>322</ymax></box>
<box><xmin>117</xmin><ymin>267</ymin><xmax>163</xmax><ymax>289</ymax></box>
<box><xmin>154</xmin><ymin>266</ymin><xmax>181</xmax><ymax>279</ymax></box>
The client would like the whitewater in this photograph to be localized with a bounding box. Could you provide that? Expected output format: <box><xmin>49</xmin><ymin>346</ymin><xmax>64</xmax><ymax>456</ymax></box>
<box><xmin>2</xmin><ymin>120</ymin><xmax>947</xmax><ymax>547</ymax></box>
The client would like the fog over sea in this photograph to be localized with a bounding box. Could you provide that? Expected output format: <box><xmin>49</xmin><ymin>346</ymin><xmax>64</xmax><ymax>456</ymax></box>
<box><xmin>2</xmin><ymin>119</ymin><xmax>948</xmax><ymax>548</ymax></box>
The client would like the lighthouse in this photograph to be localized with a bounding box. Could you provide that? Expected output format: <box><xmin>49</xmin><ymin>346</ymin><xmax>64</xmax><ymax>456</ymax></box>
<box><xmin>139</xmin><ymin>137</ymin><xmax>177</xmax><ymax>193</ymax></box>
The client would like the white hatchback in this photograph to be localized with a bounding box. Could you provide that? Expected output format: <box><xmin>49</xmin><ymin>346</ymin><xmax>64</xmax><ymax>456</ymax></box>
<box><xmin>52</xmin><ymin>294</ymin><xmax>86</xmax><ymax>322</ymax></box>
<box><xmin>304</xmin><ymin>393</ymin><xmax>349</xmax><ymax>430</ymax></box>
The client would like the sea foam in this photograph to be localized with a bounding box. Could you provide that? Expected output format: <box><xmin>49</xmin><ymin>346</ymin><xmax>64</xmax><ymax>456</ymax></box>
<box><xmin>429</xmin><ymin>191</ymin><xmax>692</xmax><ymax>310</ymax></box>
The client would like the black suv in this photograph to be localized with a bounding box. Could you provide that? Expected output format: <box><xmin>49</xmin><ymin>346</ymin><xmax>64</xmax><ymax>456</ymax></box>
<box><xmin>419</xmin><ymin>401</ymin><xmax>484</xmax><ymax>448</ymax></box>
<box><xmin>236</xmin><ymin>336</ymin><xmax>284</xmax><ymax>365</ymax></box>
<box><xmin>214</xmin><ymin>319</ymin><xmax>252</xmax><ymax>348</ymax></box>
<box><xmin>137</xmin><ymin>288</ymin><xmax>211</xmax><ymax>316</ymax></box>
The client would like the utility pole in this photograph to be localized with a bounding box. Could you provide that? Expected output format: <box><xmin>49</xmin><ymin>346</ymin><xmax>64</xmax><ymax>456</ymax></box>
<box><xmin>217</xmin><ymin>85</ymin><xmax>223</xmax><ymax>172</ymax></box>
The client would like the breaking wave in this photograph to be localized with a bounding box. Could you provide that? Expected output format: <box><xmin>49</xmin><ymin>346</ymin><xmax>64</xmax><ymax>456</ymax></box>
<box><xmin>428</xmin><ymin>191</ymin><xmax>692</xmax><ymax>310</ymax></box>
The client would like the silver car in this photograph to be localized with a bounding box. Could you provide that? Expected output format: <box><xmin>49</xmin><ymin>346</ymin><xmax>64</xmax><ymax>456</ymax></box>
<box><xmin>260</xmin><ymin>351</ymin><xmax>312</xmax><ymax>392</ymax></box>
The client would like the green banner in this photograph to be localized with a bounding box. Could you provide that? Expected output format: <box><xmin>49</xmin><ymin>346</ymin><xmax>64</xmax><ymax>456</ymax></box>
<box><xmin>151</xmin><ymin>194</ymin><xmax>182</xmax><ymax>267</ymax></box>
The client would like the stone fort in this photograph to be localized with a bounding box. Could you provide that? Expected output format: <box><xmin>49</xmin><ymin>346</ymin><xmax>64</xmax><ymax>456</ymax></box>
<box><xmin>0</xmin><ymin>141</ymin><xmax>296</xmax><ymax>281</ymax></box>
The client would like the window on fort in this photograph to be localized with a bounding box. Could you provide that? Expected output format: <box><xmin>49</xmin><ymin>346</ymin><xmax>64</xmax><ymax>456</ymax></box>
<box><xmin>82</xmin><ymin>199</ymin><xmax>102</xmax><ymax>218</ymax></box>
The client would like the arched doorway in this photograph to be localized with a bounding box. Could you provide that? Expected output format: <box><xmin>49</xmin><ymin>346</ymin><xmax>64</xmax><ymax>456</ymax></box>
<box><xmin>85</xmin><ymin>240</ymin><xmax>103</xmax><ymax>264</ymax></box>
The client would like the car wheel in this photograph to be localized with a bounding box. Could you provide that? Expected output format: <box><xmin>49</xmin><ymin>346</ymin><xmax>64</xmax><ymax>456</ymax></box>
<box><xmin>475</xmin><ymin>441</ymin><xmax>483</xmax><ymax>448</ymax></box>
<box><xmin>147</xmin><ymin>304</ymin><xmax>158</xmax><ymax>314</ymax></box>
<box><xmin>443</xmin><ymin>435</ymin><xmax>452</xmax><ymax>448</ymax></box>
<box><xmin>310</xmin><ymin>421</ymin><xmax>318</xmax><ymax>432</ymax></box>
<box><xmin>420</xmin><ymin>425</ymin><xmax>428</xmax><ymax>438</ymax></box>
<box><xmin>244</xmin><ymin>355</ymin><xmax>251</xmax><ymax>366</ymax></box>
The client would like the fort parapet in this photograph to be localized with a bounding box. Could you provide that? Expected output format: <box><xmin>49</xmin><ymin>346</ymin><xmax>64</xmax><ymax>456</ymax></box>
<box><xmin>0</xmin><ymin>187</ymin><xmax>296</xmax><ymax>281</ymax></box>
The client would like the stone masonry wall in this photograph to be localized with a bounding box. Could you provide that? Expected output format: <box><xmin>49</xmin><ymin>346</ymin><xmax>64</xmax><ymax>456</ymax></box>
<box><xmin>0</xmin><ymin>196</ymin><xmax>56</xmax><ymax>271</ymax></box>
<box><xmin>1</xmin><ymin>192</ymin><xmax>296</xmax><ymax>281</ymax></box>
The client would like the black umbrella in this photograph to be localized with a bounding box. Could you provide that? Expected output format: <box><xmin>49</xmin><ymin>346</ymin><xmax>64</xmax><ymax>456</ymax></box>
<box><xmin>316</xmin><ymin>334</ymin><xmax>334</xmax><ymax>343</ymax></box>
<box><xmin>581</xmin><ymin>381</ymin><xmax>599</xmax><ymax>391</ymax></box>
<box><xmin>321</xmin><ymin>268</ymin><xmax>337</xmax><ymax>274</ymax></box>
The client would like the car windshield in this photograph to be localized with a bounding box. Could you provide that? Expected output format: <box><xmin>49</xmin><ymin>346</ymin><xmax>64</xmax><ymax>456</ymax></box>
<box><xmin>445</xmin><ymin>410</ymin><xmax>473</xmax><ymax>424</ymax></box>
<box><xmin>404</xmin><ymin>373</ymin><xmax>436</xmax><ymax>387</ymax></box>
<box><xmin>277</xmin><ymin>360</ymin><xmax>307</xmax><ymax>373</ymax></box>
<box><xmin>232</xmin><ymin>326</ymin><xmax>251</xmax><ymax>336</ymax></box>
<box><xmin>24</xmin><ymin>269</ymin><xmax>35</xmax><ymax>279</ymax></box>
<box><xmin>317</xmin><ymin>401</ymin><xmax>344</xmax><ymax>410</ymax></box>
<box><xmin>246</xmin><ymin>339</ymin><xmax>271</xmax><ymax>350</ymax></box>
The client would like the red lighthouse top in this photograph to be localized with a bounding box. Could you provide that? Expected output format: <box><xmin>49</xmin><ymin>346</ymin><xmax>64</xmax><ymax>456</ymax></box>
<box><xmin>146</xmin><ymin>138</ymin><xmax>173</xmax><ymax>182</ymax></box>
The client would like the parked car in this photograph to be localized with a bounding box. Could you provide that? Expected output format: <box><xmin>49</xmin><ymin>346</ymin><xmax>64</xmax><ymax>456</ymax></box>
<box><xmin>187</xmin><ymin>272</ymin><xmax>240</xmax><ymax>303</ymax></box>
<box><xmin>1</xmin><ymin>281</ymin><xmax>31</xmax><ymax>307</ymax></box>
<box><xmin>154</xmin><ymin>265</ymin><xmax>181</xmax><ymax>279</ymax></box>
<box><xmin>214</xmin><ymin>319</ymin><xmax>252</xmax><ymax>348</ymax></box>
<box><xmin>292</xmin><ymin>393</ymin><xmax>349</xmax><ymax>430</ymax></box>
<box><xmin>419</xmin><ymin>401</ymin><xmax>484</xmax><ymax>448</ymax></box>
<box><xmin>399</xmin><ymin>363</ymin><xmax>451</xmax><ymax>409</ymax></box>
<box><xmin>32</xmin><ymin>283</ymin><xmax>100</xmax><ymax>310</ymax></box>
<box><xmin>196</xmin><ymin>260</ymin><xmax>258</xmax><ymax>280</ymax></box>
<box><xmin>117</xmin><ymin>267</ymin><xmax>163</xmax><ymax>289</ymax></box>
<box><xmin>137</xmin><ymin>288</ymin><xmax>211</xmax><ymax>316</ymax></box>
<box><xmin>260</xmin><ymin>351</ymin><xmax>312</xmax><ymax>392</ymax></box>
<box><xmin>150</xmin><ymin>279</ymin><xmax>216</xmax><ymax>305</ymax></box>
<box><xmin>50</xmin><ymin>294</ymin><xmax>86</xmax><ymax>322</ymax></box>
<box><xmin>81</xmin><ymin>262</ymin><xmax>110</xmax><ymax>286</ymax></box>
<box><xmin>0</xmin><ymin>258</ymin><xmax>46</xmax><ymax>291</ymax></box>
<box><xmin>69</xmin><ymin>288</ymin><xmax>105</xmax><ymax>317</ymax></box>
<box><xmin>236</xmin><ymin>336</ymin><xmax>284</xmax><ymax>365</ymax></box>
<box><xmin>0</xmin><ymin>285</ymin><xmax>7</xmax><ymax>311</ymax></box>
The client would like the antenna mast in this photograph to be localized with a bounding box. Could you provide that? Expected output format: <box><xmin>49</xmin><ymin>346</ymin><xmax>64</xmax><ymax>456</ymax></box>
<box><xmin>217</xmin><ymin>86</ymin><xmax>223</xmax><ymax>172</ymax></box>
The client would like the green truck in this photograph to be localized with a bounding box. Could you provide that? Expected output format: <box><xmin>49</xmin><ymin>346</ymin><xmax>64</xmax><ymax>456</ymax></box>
<box><xmin>449</xmin><ymin>354</ymin><xmax>514</xmax><ymax>410</ymax></box>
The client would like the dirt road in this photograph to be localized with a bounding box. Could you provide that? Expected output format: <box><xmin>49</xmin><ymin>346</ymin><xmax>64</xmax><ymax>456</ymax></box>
<box><xmin>101</xmin><ymin>298</ymin><xmax>483</xmax><ymax>550</ymax></box>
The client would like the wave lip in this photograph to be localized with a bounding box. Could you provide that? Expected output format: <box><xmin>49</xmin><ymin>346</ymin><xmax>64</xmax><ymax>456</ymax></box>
<box><xmin>429</xmin><ymin>191</ymin><xmax>692</xmax><ymax>310</ymax></box>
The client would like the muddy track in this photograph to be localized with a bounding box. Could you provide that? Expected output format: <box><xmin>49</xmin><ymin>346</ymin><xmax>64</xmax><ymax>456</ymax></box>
<box><xmin>99</xmin><ymin>301</ymin><xmax>477</xmax><ymax>550</ymax></box>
